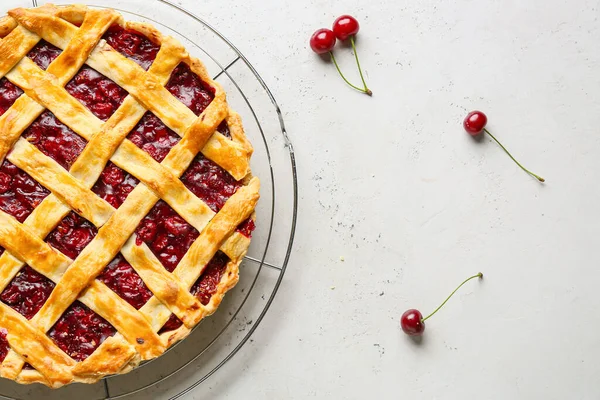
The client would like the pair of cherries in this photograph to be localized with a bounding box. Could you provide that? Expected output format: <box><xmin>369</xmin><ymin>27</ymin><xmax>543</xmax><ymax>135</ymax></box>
<box><xmin>310</xmin><ymin>15</ymin><xmax>372</xmax><ymax>95</ymax></box>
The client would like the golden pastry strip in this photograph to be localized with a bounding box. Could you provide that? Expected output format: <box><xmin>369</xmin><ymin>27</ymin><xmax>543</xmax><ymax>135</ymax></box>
<box><xmin>0</xmin><ymin>26</ymin><xmax>38</xmax><ymax>78</ymax></box>
<box><xmin>0</xmin><ymin>305</ymin><xmax>75</xmax><ymax>385</ymax></box>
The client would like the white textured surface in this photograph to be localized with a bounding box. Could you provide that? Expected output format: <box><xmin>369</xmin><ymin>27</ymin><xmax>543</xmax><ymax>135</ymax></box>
<box><xmin>4</xmin><ymin>0</ymin><xmax>600</xmax><ymax>398</ymax></box>
<box><xmin>180</xmin><ymin>0</ymin><xmax>599</xmax><ymax>398</ymax></box>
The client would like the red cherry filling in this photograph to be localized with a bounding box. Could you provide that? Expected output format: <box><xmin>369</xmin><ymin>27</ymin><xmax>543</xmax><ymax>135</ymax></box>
<box><xmin>125</xmin><ymin>114</ymin><xmax>252</xmax><ymax>235</ymax></box>
<box><xmin>65</xmin><ymin>66</ymin><xmax>128</xmax><ymax>121</ymax></box>
<box><xmin>26</xmin><ymin>40</ymin><xmax>62</xmax><ymax>71</ymax></box>
<box><xmin>103</xmin><ymin>27</ymin><xmax>218</xmax><ymax>118</ymax></box>
<box><xmin>159</xmin><ymin>251</ymin><xmax>229</xmax><ymax>333</ymax></box>
<box><xmin>181</xmin><ymin>154</ymin><xmax>255</xmax><ymax>238</ymax></box>
<box><xmin>236</xmin><ymin>219</ymin><xmax>255</xmax><ymax>238</ymax></box>
<box><xmin>217</xmin><ymin>120</ymin><xmax>232</xmax><ymax>139</ymax></box>
<box><xmin>165</xmin><ymin>63</ymin><xmax>215</xmax><ymax>116</ymax></box>
<box><xmin>126</xmin><ymin>113</ymin><xmax>231</xmax><ymax>163</ymax></box>
<box><xmin>126</xmin><ymin>112</ymin><xmax>181</xmax><ymax>163</ymax></box>
<box><xmin>45</xmin><ymin>212</ymin><xmax>97</xmax><ymax>260</ymax></box>
<box><xmin>0</xmin><ymin>265</ymin><xmax>55</xmax><ymax>320</ymax></box>
<box><xmin>0</xmin><ymin>329</ymin><xmax>8</xmax><ymax>363</ymax></box>
<box><xmin>0</xmin><ymin>78</ymin><xmax>23</xmax><ymax>116</ymax></box>
<box><xmin>22</xmin><ymin>111</ymin><xmax>87</xmax><ymax>170</ymax></box>
<box><xmin>91</xmin><ymin>162</ymin><xmax>139</xmax><ymax>209</ymax></box>
<box><xmin>135</xmin><ymin>201</ymin><xmax>199</xmax><ymax>272</ymax></box>
<box><xmin>181</xmin><ymin>153</ymin><xmax>241</xmax><ymax>213</ymax></box>
<box><xmin>158</xmin><ymin>314</ymin><xmax>183</xmax><ymax>334</ymax></box>
<box><xmin>190</xmin><ymin>251</ymin><xmax>229</xmax><ymax>305</ymax></box>
<box><xmin>48</xmin><ymin>301</ymin><xmax>116</xmax><ymax>362</ymax></box>
<box><xmin>97</xmin><ymin>254</ymin><xmax>152</xmax><ymax>310</ymax></box>
<box><xmin>0</xmin><ymin>160</ymin><xmax>50</xmax><ymax>223</ymax></box>
<box><xmin>102</xmin><ymin>25</ymin><xmax>160</xmax><ymax>71</ymax></box>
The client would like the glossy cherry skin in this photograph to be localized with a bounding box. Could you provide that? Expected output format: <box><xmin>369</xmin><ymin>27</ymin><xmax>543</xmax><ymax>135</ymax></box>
<box><xmin>310</xmin><ymin>29</ymin><xmax>336</xmax><ymax>54</ymax></box>
<box><xmin>332</xmin><ymin>15</ymin><xmax>360</xmax><ymax>41</ymax></box>
<box><xmin>464</xmin><ymin>110</ymin><xmax>488</xmax><ymax>136</ymax></box>
<box><xmin>401</xmin><ymin>309</ymin><xmax>425</xmax><ymax>336</ymax></box>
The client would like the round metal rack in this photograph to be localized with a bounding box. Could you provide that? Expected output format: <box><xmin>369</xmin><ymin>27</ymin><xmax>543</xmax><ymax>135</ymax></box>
<box><xmin>0</xmin><ymin>0</ymin><xmax>296</xmax><ymax>398</ymax></box>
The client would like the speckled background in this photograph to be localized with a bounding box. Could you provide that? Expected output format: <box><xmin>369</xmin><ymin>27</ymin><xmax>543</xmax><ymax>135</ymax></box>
<box><xmin>188</xmin><ymin>1</ymin><xmax>598</xmax><ymax>398</ymax></box>
<box><xmin>4</xmin><ymin>0</ymin><xmax>600</xmax><ymax>398</ymax></box>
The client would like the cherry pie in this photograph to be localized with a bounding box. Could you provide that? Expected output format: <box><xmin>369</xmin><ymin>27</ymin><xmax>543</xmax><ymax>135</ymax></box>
<box><xmin>0</xmin><ymin>4</ymin><xmax>259</xmax><ymax>387</ymax></box>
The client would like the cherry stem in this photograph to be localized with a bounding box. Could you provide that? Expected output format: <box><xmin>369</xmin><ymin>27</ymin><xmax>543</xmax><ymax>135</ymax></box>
<box><xmin>350</xmin><ymin>35</ymin><xmax>372</xmax><ymax>96</ymax></box>
<box><xmin>421</xmin><ymin>272</ymin><xmax>483</xmax><ymax>323</ymax></box>
<box><xmin>484</xmin><ymin>128</ymin><xmax>545</xmax><ymax>182</ymax></box>
<box><xmin>329</xmin><ymin>51</ymin><xmax>371</xmax><ymax>95</ymax></box>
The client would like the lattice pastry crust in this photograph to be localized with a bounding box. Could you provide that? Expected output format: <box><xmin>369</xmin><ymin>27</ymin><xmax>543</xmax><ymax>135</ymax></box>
<box><xmin>0</xmin><ymin>4</ymin><xmax>259</xmax><ymax>387</ymax></box>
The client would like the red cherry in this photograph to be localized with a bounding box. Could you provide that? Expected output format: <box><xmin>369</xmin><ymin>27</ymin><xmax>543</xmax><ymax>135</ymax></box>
<box><xmin>310</xmin><ymin>29</ymin><xmax>336</xmax><ymax>54</ymax></box>
<box><xmin>463</xmin><ymin>111</ymin><xmax>545</xmax><ymax>182</ymax></box>
<box><xmin>401</xmin><ymin>309</ymin><xmax>425</xmax><ymax>336</ymax></box>
<box><xmin>332</xmin><ymin>15</ymin><xmax>360</xmax><ymax>41</ymax></box>
<box><xmin>463</xmin><ymin>110</ymin><xmax>487</xmax><ymax>136</ymax></box>
<box><xmin>402</xmin><ymin>273</ymin><xmax>483</xmax><ymax>337</ymax></box>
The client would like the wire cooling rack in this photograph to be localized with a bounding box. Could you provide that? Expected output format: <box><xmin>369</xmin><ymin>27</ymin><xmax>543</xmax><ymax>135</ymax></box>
<box><xmin>0</xmin><ymin>0</ymin><xmax>296</xmax><ymax>398</ymax></box>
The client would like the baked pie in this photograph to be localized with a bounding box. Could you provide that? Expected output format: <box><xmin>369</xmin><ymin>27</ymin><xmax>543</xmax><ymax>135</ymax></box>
<box><xmin>0</xmin><ymin>4</ymin><xmax>259</xmax><ymax>387</ymax></box>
